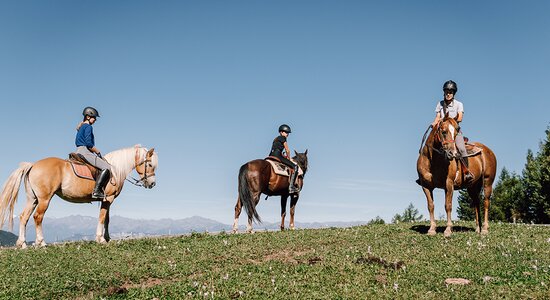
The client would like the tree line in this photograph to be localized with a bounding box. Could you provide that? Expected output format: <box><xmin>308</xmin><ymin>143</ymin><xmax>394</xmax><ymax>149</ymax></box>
<box><xmin>458</xmin><ymin>126</ymin><xmax>550</xmax><ymax>224</ymax></box>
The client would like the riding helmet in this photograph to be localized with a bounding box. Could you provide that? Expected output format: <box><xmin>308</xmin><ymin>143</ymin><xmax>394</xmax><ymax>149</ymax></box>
<box><xmin>278</xmin><ymin>124</ymin><xmax>292</xmax><ymax>133</ymax></box>
<box><xmin>443</xmin><ymin>80</ymin><xmax>458</xmax><ymax>94</ymax></box>
<box><xmin>82</xmin><ymin>106</ymin><xmax>100</xmax><ymax>118</ymax></box>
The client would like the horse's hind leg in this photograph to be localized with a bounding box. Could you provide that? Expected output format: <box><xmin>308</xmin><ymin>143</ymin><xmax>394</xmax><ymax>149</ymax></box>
<box><xmin>16</xmin><ymin>183</ymin><xmax>38</xmax><ymax>248</ymax></box>
<box><xmin>481</xmin><ymin>182</ymin><xmax>493</xmax><ymax>235</ymax></box>
<box><xmin>422</xmin><ymin>187</ymin><xmax>437</xmax><ymax>235</ymax></box>
<box><xmin>33</xmin><ymin>196</ymin><xmax>53</xmax><ymax>247</ymax></box>
<box><xmin>233</xmin><ymin>196</ymin><xmax>242</xmax><ymax>233</ymax></box>
<box><xmin>467</xmin><ymin>185</ymin><xmax>482</xmax><ymax>234</ymax></box>
<box><xmin>246</xmin><ymin>192</ymin><xmax>261</xmax><ymax>233</ymax></box>
<box><xmin>280</xmin><ymin>195</ymin><xmax>288</xmax><ymax>231</ymax></box>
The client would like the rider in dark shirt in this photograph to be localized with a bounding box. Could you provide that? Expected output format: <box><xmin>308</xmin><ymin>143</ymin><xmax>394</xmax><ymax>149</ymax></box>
<box><xmin>270</xmin><ymin>124</ymin><xmax>299</xmax><ymax>193</ymax></box>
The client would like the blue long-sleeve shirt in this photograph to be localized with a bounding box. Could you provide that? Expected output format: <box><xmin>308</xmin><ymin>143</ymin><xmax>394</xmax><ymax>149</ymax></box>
<box><xmin>75</xmin><ymin>123</ymin><xmax>95</xmax><ymax>148</ymax></box>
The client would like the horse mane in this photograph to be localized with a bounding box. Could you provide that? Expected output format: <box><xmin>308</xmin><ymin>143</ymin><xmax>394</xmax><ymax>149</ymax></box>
<box><xmin>292</xmin><ymin>152</ymin><xmax>308</xmax><ymax>175</ymax></box>
<box><xmin>104</xmin><ymin>146</ymin><xmax>153</xmax><ymax>187</ymax></box>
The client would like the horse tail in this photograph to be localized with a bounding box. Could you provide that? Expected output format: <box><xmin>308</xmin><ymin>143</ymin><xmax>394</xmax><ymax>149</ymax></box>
<box><xmin>238</xmin><ymin>163</ymin><xmax>261</xmax><ymax>223</ymax></box>
<box><xmin>0</xmin><ymin>162</ymin><xmax>33</xmax><ymax>230</ymax></box>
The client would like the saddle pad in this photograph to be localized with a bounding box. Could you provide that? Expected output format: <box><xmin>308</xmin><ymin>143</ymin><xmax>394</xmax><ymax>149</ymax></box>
<box><xmin>70</xmin><ymin>162</ymin><xmax>95</xmax><ymax>181</ymax></box>
<box><xmin>265</xmin><ymin>159</ymin><xmax>304</xmax><ymax>177</ymax></box>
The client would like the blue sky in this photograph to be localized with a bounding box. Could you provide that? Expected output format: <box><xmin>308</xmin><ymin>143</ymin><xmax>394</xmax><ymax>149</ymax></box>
<box><xmin>0</xmin><ymin>1</ymin><xmax>548</xmax><ymax>225</ymax></box>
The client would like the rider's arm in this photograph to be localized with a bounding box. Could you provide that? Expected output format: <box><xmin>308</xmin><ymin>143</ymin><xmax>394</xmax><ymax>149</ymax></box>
<box><xmin>283</xmin><ymin>142</ymin><xmax>291</xmax><ymax>159</ymax></box>
<box><xmin>456</xmin><ymin>111</ymin><xmax>463</xmax><ymax>123</ymax></box>
<box><xmin>431</xmin><ymin>113</ymin><xmax>441</xmax><ymax>127</ymax></box>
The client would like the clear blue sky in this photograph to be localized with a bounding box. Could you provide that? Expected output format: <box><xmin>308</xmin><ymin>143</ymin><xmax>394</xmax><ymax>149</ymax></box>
<box><xmin>1</xmin><ymin>1</ymin><xmax>548</xmax><ymax>224</ymax></box>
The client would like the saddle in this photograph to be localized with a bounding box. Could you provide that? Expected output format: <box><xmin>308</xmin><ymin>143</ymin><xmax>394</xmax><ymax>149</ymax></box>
<box><xmin>265</xmin><ymin>156</ymin><xmax>304</xmax><ymax>177</ymax></box>
<box><xmin>68</xmin><ymin>153</ymin><xmax>99</xmax><ymax>181</ymax></box>
<box><xmin>464</xmin><ymin>143</ymin><xmax>483</xmax><ymax>157</ymax></box>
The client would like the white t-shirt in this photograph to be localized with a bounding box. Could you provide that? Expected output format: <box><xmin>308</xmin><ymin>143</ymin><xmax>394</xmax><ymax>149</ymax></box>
<box><xmin>435</xmin><ymin>99</ymin><xmax>464</xmax><ymax>119</ymax></box>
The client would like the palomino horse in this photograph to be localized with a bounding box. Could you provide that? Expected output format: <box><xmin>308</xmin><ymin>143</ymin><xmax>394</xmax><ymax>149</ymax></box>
<box><xmin>233</xmin><ymin>150</ymin><xmax>308</xmax><ymax>233</ymax></box>
<box><xmin>0</xmin><ymin>145</ymin><xmax>158</xmax><ymax>248</ymax></box>
<box><xmin>417</xmin><ymin>117</ymin><xmax>496</xmax><ymax>236</ymax></box>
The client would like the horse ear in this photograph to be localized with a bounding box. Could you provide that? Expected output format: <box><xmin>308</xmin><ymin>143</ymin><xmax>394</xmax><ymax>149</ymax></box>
<box><xmin>147</xmin><ymin>148</ymin><xmax>155</xmax><ymax>157</ymax></box>
<box><xmin>294</xmin><ymin>150</ymin><xmax>299</xmax><ymax>156</ymax></box>
<box><xmin>304</xmin><ymin>149</ymin><xmax>308</xmax><ymax>155</ymax></box>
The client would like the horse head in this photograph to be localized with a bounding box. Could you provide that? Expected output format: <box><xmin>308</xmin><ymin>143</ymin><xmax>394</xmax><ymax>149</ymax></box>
<box><xmin>134</xmin><ymin>146</ymin><xmax>158</xmax><ymax>189</ymax></box>
<box><xmin>435</xmin><ymin>117</ymin><xmax>460</xmax><ymax>161</ymax></box>
<box><xmin>293</xmin><ymin>149</ymin><xmax>308</xmax><ymax>175</ymax></box>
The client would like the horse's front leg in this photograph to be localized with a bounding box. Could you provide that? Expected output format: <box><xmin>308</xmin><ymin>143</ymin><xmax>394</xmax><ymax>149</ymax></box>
<box><xmin>422</xmin><ymin>187</ymin><xmax>436</xmax><ymax>235</ymax></box>
<box><xmin>289</xmin><ymin>194</ymin><xmax>299</xmax><ymax>230</ymax></box>
<box><xmin>280</xmin><ymin>195</ymin><xmax>288</xmax><ymax>231</ymax></box>
<box><xmin>96</xmin><ymin>200</ymin><xmax>112</xmax><ymax>243</ymax></box>
<box><xmin>444</xmin><ymin>181</ymin><xmax>454</xmax><ymax>237</ymax></box>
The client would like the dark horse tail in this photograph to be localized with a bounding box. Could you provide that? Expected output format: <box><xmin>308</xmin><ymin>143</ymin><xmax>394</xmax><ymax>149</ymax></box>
<box><xmin>238</xmin><ymin>163</ymin><xmax>261</xmax><ymax>223</ymax></box>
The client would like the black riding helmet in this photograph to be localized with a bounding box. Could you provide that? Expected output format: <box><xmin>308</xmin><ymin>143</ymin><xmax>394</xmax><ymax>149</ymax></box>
<box><xmin>82</xmin><ymin>106</ymin><xmax>100</xmax><ymax>118</ymax></box>
<box><xmin>278</xmin><ymin>124</ymin><xmax>291</xmax><ymax>133</ymax></box>
<box><xmin>443</xmin><ymin>80</ymin><xmax>458</xmax><ymax>94</ymax></box>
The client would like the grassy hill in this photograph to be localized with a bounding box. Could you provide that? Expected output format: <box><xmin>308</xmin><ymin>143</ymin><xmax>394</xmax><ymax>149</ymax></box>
<box><xmin>0</xmin><ymin>222</ymin><xmax>548</xmax><ymax>299</ymax></box>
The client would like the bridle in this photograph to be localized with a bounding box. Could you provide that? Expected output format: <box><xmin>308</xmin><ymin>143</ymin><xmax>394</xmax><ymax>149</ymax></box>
<box><xmin>420</xmin><ymin>121</ymin><xmax>458</xmax><ymax>158</ymax></box>
<box><xmin>126</xmin><ymin>148</ymin><xmax>156</xmax><ymax>187</ymax></box>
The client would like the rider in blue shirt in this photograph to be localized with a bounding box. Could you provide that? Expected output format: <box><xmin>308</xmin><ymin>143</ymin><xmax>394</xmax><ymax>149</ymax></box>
<box><xmin>75</xmin><ymin>107</ymin><xmax>111</xmax><ymax>199</ymax></box>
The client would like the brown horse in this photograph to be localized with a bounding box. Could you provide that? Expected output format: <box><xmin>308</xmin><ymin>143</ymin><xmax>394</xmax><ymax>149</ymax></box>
<box><xmin>417</xmin><ymin>117</ymin><xmax>496</xmax><ymax>236</ymax></box>
<box><xmin>0</xmin><ymin>145</ymin><xmax>158</xmax><ymax>248</ymax></box>
<box><xmin>233</xmin><ymin>150</ymin><xmax>308</xmax><ymax>233</ymax></box>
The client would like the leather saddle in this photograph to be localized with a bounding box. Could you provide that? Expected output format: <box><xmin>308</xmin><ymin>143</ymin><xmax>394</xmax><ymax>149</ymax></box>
<box><xmin>68</xmin><ymin>153</ymin><xmax>100</xmax><ymax>181</ymax></box>
<box><xmin>265</xmin><ymin>156</ymin><xmax>303</xmax><ymax>177</ymax></box>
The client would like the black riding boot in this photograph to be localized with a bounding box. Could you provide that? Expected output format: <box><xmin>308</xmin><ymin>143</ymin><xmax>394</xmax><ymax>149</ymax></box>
<box><xmin>289</xmin><ymin>165</ymin><xmax>299</xmax><ymax>194</ymax></box>
<box><xmin>92</xmin><ymin>169</ymin><xmax>111</xmax><ymax>199</ymax></box>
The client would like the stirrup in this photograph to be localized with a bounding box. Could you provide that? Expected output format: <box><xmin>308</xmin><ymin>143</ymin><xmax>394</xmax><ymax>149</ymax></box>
<box><xmin>92</xmin><ymin>192</ymin><xmax>105</xmax><ymax>199</ymax></box>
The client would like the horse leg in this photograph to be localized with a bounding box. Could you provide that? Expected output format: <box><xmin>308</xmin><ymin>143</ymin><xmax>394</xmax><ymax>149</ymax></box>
<box><xmin>481</xmin><ymin>182</ymin><xmax>493</xmax><ymax>235</ymax></box>
<box><xmin>246</xmin><ymin>192</ymin><xmax>261</xmax><ymax>233</ymax></box>
<box><xmin>33</xmin><ymin>197</ymin><xmax>53</xmax><ymax>247</ymax></box>
<box><xmin>103</xmin><ymin>197</ymin><xmax>114</xmax><ymax>242</ymax></box>
<box><xmin>467</xmin><ymin>185</ymin><xmax>482</xmax><ymax>233</ymax></box>
<box><xmin>233</xmin><ymin>196</ymin><xmax>242</xmax><ymax>233</ymax></box>
<box><xmin>280</xmin><ymin>195</ymin><xmax>288</xmax><ymax>231</ymax></box>
<box><xmin>289</xmin><ymin>194</ymin><xmax>299</xmax><ymax>230</ymax></box>
<box><xmin>96</xmin><ymin>201</ymin><xmax>111</xmax><ymax>243</ymax></box>
<box><xmin>422</xmin><ymin>187</ymin><xmax>436</xmax><ymax>235</ymax></box>
<box><xmin>443</xmin><ymin>182</ymin><xmax>454</xmax><ymax>237</ymax></box>
<box><xmin>16</xmin><ymin>188</ymin><xmax>38</xmax><ymax>249</ymax></box>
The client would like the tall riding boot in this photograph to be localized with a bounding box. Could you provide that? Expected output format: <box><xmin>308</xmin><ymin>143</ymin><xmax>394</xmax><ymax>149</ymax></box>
<box><xmin>460</xmin><ymin>157</ymin><xmax>474</xmax><ymax>183</ymax></box>
<box><xmin>289</xmin><ymin>165</ymin><xmax>299</xmax><ymax>194</ymax></box>
<box><xmin>92</xmin><ymin>169</ymin><xmax>111</xmax><ymax>199</ymax></box>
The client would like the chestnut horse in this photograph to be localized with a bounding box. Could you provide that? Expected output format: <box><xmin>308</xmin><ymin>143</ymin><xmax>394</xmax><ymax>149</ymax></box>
<box><xmin>233</xmin><ymin>150</ymin><xmax>308</xmax><ymax>233</ymax></box>
<box><xmin>417</xmin><ymin>117</ymin><xmax>496</xmax><ymax>236</ymax></box>
<box><xmin>0</xmin><ymin>145</ymin><xmax>158</xmax><ymax>248</ymax></box>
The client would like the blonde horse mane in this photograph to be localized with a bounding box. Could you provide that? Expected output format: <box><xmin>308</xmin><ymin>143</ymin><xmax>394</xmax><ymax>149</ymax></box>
<box><xmin>104</xmin><ymin>145</ymin><xmax>158</xmax><ymax>187</ymax></box>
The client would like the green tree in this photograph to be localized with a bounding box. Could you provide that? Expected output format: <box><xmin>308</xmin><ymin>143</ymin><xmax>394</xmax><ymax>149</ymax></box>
<box><xmin>457</xmin><ymin>189</ymin><xmax>474</xmax><ymax>221</ymax></box>
<box><xmin>367</xmin><ymin>216</ymin><xmax>385</xmax><ymax>225</ymax></box>
<box><xmin>521</xmin><ymin>150</ymin><xmax>544</xmax><ymax>222</ymax></box>
<box><xmin>392</xmin><ymin>203</ymin><xmax>424</xmax><ymax>223</ymax></box>
<box><xmin>457</xmin><ymin>168</ymin><xmax>522</xmax><ymax>222</ymax></box>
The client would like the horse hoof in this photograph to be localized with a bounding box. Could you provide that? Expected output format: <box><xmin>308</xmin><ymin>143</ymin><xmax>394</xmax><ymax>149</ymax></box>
<box><xmin>96</xmin><ymin>237</ymin><xmax>107</xmax><ymax>244</ymax></box>
<box><xmin>280</xmin><ymin>227</ymin><xmax>285</xmax><ymax>231</ymax></box>
<box><xmin>290</xmin><ymin>227</ymin><xmax>296</xmax><ymax>231</ymax></box>
<box><xmin>444</xmin><ymin>229</ymin><xmax>452</xmax><ymax>237</ymax></box>
<box><xmin>481</xmin><ymin>229</ymin><xmax>489</xmax><ymax>235</ymax></box>
<box><xmin>33</xmin><ymin>241</ymin><xmax>46</xmax><ymax>247</ymax></box>
<box><xmin>427</xmin><ymin>230</ymin><xmax>436</xmax><ymax>236</ymax></box>
<box><xmin>475</xmin><ymin>227</ymin><xmax>481</xmax><ymax>234</ymax></box>
<box><xmin>16</xmin><ymin>240</ymin><xmax>27</xmax><ymax>249</ymax></box>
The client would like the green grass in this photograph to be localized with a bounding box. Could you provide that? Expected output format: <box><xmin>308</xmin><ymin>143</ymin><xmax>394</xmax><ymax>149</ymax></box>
<box><xmin>0</xmin><ymin>222</ymin><xmax>549</xmax><ymax>299</ymax></box>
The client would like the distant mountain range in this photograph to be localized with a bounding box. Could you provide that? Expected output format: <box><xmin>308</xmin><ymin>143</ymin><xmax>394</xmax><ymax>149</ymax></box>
<box><xmin>0</xmin><ymin>215</ymin><xmax>367</xmax><ymax>246</ymax></box>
